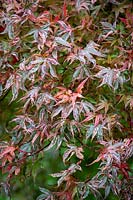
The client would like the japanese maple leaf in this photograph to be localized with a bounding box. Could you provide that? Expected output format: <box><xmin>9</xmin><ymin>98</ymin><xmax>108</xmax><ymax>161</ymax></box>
<box><xmin>54</xmin><ymin>78</ymin><xmax>88</xmax><ymax>108</ymax></box>
<box><xmin>113</xmin><ymin>163</ymin><xmax>130</xmax><ymax>179</ymax></box>
<box><xmin>0</xmin><ymin>145</ymin><xmax>16</xmax><ymax>167</ymax></box>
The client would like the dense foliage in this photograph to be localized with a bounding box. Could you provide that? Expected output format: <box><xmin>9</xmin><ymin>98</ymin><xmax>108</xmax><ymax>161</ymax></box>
<box><xmin>0</xmin><ymin>0</ymin><xmax>133</xmax><ymax>199</ymax></box>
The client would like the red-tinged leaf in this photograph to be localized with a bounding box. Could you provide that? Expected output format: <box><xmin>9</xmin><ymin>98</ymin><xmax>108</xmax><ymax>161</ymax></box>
<box><xmin>71</xmin><ymin>94</ymin><xmax>77</xmax><ymax>108</ymax></box>
<box><xmin>11</xmin><ymin>55</ymin><xmax>19</xmax><ymax>65</ymax></box>
<box><xmin>121</xmin><ymin>169</ymin><xmax>129</xmax><ymax>179</ymax></box>
<box><xmin>56</xmin><ymin>86</ymin><xmax>68</xmax><ymax>92</ymax></box>
<box><xmin>53</xmin><ymin>15</ymin><xmax>60</xmax><ymax>23</ymax></box>
<box><xmin>82</xmin><ymin>112</ymin><xmax>94</xmax><ymax>123</ymax></box>
<box><xmin>63</xmin><ymin>2</ymin><xmax>67</xmax><ymax>18</ymax></box>
<box><xmin>120</xmin><ymin>18</ymin><xmax>128</xmax><ymax>25</ymax></box>
<box><xmin>114</xmin><ymin>163</ymin><xmax>130</xmax><ymax>179</ymax></box>
<box><xmin>63</xmin><ymin>149</ymin><xmax>75</xmax><ymax>163</ymax></box>
<box><xmin>7</xmin><ymin>165</ymin><xmax>12</xmax><ymax>171</ymax></box>
<box><xmin>0</xmin><ymin>146</ymin><xmax>16</xmax><ymax>159</ymax></box>
<box><xmin>15</xmin><ymin>167</ymin><xmax>20</xmax><ymax>175</ymax></box>
<box><xmin>7</xmin><ymin>155</ymin><xmax>13</xmax><ymax>163</ymax></box>
<box><xmin>88</xmin><ymin>154</ymin><xmax>104</xmax><ymax>166</ymax></box>
<box><xmin>2</xmin><ymin>155</ymin><xmax>12</xmax><ymax>167</ymax></box>
<box><xmin>32</xmin><ymin>132</ymin><xmax>40</xmax><ymax>144</ymax></box>
<box><xmin>57</xmin><ymin>20</ymin><xmax>72</xmax><ymax>33</ymax></box>
<box><xmin>75</xmin><ymin>78</ymin><xmax>88</xmax><ymax>94</ymax></box>
<box><xmin>28</xmin><ymin>12</ymin><xmax>37</xmax><ymax>23</ymax></box>
<box><xmin>75</xmin><ymin>147</ymin><xmax>84</xmax><ymax>160</ymax></box>
<box><xmin>27</xmin><ymin>10</ymin><xmax>49</xmax><ymax>24</ymax></box>
<box><xmin>0</xmin><ymin>25</ymin><xmax>5</xmax><ymax>33</ymax></box>
<box><xmin>47</xmin><ymin>58</ymin><xmax>59</xmax><ymax>65</ymax></box>
<box><xmin>94</xmin><ymin>114</ymin><xmax>103</xmax><ymax>127</ymax></box>
<box><xmin>37</xmin><ymin>11</ymin><xmax>50</xmax><ymax>23</ymax></box>
<box><xmin>66</xmin><ymin>192</ymin><xmax>73</xmax><ymax>200</ymax></box>
<box><xmin>91</xmin><ymin>0</ymin><xmax>97</xmax><ymax>3</ymax></box>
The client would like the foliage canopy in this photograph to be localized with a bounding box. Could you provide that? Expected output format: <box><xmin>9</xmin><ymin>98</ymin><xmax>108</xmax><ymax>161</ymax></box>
<box><xmin>0</xmin><ymin>0</ymin><xmax>133</xmax><ymax>199</ymax></box>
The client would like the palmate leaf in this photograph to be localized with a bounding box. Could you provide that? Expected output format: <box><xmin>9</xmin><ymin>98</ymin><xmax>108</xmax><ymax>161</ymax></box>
<box><xmin>75</xmin><ymin>0</ymin><xmax>93</xmax><ymax>12</ymax></box>
<box><xmin>95</xmin><ymin>66</ymin><xmax>127</xmax><ymax>89</ymax></box>
<box><xmin>27</xmin><ymin>23</ymin><xmax>50</xmax><ymax>50</ymax></box>
<box><xmin>73</xmin><ymin>65</ymin><xmax>91</xmax><ymax>80</ymax></box>
<box><xmin>101</xmin><ymin>22</ymin><xmax>116</xmax><ymax>32</ymax></box>
<box><xmin>12</xmin><ymin>115</ymin><xmax>35</xmax><ymax>134</ymax></box>
<box><xmin>89</xmin><ymin>141</ymin><xmax>124</xmax><ymax>166</ymax></box>
<box><xmin>75</xmin><ymin>78</ymin><xmax>88</xmax><ymax>93</ymax></box>
<box><xmin>119</xmin><ymin>95</ymin><xmax>133</xmax><ymax>109</ymax></box>
<box><xmin>78</xmin><ymin>180</ymin><xmax>102</xmax><ymax>199</ymax></box>
<box><xmin>63</xmin><ymin>144</ymin><xmax>84</xmax><ymax>163</ymax></box>
<box><xmin>85</xmin><ymin>41</ymin><xmax>104</xmax><ymax>57</ymax></box>
<box><xmin>95</xmin><ymin>67</ymin><xmax>114</xmax><ymax>87</ymax></box>
<box><xmin>86</xmin><ymin>124</ymin><xmax>103</xmax><ymax>141</ymax></box>
<box><xmin>99</xmin><ymin>21</ymin><xmax>116</xmax><ymax>40</ymax></box>
<box><xmin>78</xmin><ymin>41</ymin><xmax>105</xmax><ymax>66</ymax></box>
<box><xmin>51</xmin><ymin>163</ymin><xmax>82</xmax><ymax>187</ymax></box>
<box><xmin>36</xmin><ymin>187</ymin><xmax>53</xmax><ymax>200</ymax></box>
<box><xmin>22</xmin><ymin>87</ymin><xmax>40</xmax><ymax>105</ymax></box>
<box><xmin>57</xmin><ymin>20</ymin><xmax>73</xmax><ymax>40</ymax></box>
<box><xmin>44</xmin><ymin>135</ymin><xmax>64</xmax><ymax>152</ymax></box>
<box><xmin>23</xmin><ymin>56</ymin><xmax>58</xmax><ymax>79</ymax></box>
<box><xmin>67</xmin><ymin>41</ymin><xmax>105</xmax><ymax>66</ymax></box>
<box><xmin>55</xmin><ymin>37</ymin><xmax>71</xmax><ymax>48</ymax></box>
<box><xmin>0</xmin><ymin>146</ymin><xmax>16</xmax><ymax>160</ymax></box>
<box><xmin>4</xmin><ymin>73</ymin><xmax>26</xmax><ymax>102</ymax></box>
<box><xmin>81</xmin><ymin>101</ymin><xmax>95</xmax><ymax>113</ymax></box>
<box><xmin>52</xmin><ymin>99</ymin><xmax>94</xmax><ymax>122</ymax></box>
<box><xmin>96</xmin><ymin>100</ymin><xmax>112</xmax><ymax>114</ymax></box>
<box><xmin>54</xmin><ymin>79</ymin><xmax>88</xmax><ymax>113</ymax></box>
